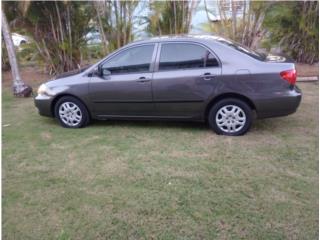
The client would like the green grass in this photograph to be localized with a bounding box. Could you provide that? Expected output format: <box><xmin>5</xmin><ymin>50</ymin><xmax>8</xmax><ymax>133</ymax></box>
<box><xmin>2</xmin><ymin>83</ymin><xmax>318</xmax><ymax>239</ymax></box>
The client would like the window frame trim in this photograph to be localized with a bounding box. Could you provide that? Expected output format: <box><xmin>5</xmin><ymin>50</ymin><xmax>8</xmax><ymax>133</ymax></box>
<box><xmin>98</xmin><ymin>43</ymin><xmax>158</xmax><ymax>75</ymax></box>
<box><xmin>154</xmin><ymin>41</ymin><xmax>222</xmax><ymax>72</ymax></box>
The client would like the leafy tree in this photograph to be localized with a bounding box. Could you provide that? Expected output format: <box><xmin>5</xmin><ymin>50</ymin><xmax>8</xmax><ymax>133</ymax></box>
<box><xmin>264</xmin><ymin>1</ymin><xmax>318</xmax><ymax>64</ymax></box>
<box><xmin>4</xmin><ymin>1</ymin><xmax>94</xmax><ymax>75</ymax></box>
<box><xmin>203</xmin><ymin>0</ymin><xmax>272</xmax><ymax>49</ymax></box>
<box><xmin>203</xmin><ymin>0</ymin><xmax>318</xmax><ymax>64</ymax></box>
<box><xmin>145</xmin><ymin>0</ymin><xmax>199</xmax><ymax>36</ymax></box>
<box><xmin>3</xmin><ymin>1</ymin><xmax>141</xmax><ymax>74</ymax></box>
<box><xmin>93</xmin><ymin>0</ymin><xmax>139</xmax><ymax>55</ymax></box>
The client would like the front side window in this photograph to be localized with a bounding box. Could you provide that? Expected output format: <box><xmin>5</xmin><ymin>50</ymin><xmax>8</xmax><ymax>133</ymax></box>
<box><xmin>102</xmin><ymin>44</ymin><xmax>154</xmax><ymax>74</ymax></box>
<box><xmin>159</xmin><ymin>43</ymin><xmax>219</xmax><ymax>71</ymax></box>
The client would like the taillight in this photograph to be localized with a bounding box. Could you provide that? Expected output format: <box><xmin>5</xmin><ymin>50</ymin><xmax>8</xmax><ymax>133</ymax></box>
<box><xmin>280</xmin><ymin>69</ymin><xmax>296</xmax><ymax>85</ymax></box>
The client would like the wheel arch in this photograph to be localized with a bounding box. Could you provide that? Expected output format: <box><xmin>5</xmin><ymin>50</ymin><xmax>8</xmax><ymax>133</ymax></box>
<box><xmin>204</xmin><ymin>92</ymin><xmax>256</xmax><ymax>120</ymax></box>
<box><xmin>51</xmin><ymin>93</ymin><xmax>91</xmax><ymax>118</ymax></box>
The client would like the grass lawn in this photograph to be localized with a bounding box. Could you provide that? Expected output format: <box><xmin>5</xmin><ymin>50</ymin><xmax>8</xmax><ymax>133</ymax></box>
<box><xmin>2</xmin><ymin>79</ymin><xmax>319</xmax><ymax>239</ymax></box>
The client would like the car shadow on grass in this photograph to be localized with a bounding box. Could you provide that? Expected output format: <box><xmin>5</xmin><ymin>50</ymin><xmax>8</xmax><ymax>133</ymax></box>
<box><xmin>39</xmin><ymin>114</ymin><xmax>286</xmax><ymax>134</ymax></box>
<box><xmin>91</xmin><ymin>119</ymin><xmax>209</xmax><ymax>131</ymax></box>
<box><xmin>39</xmin><ymin>116</ymin><xmax>208</xmax><ymax>131</ymax></box>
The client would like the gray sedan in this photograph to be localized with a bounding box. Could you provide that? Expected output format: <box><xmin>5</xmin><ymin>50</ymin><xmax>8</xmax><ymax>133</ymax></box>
<box><xmin>34</xmin><ymin>35</ymin><xmax>302</xmax><ymax>136</ymax></box>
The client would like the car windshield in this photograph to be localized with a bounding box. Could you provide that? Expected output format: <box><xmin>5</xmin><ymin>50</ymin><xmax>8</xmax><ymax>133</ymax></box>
<box><xmin>216</xmin><ymin>37</ymin><xmax>265</xmax><ymax>60</ymax></box>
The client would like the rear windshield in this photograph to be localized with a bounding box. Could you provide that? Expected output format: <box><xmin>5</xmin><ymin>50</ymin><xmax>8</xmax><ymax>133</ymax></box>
<box><xmin>216</xmin><ymin>38</ymin><xmax>265</xmax><ymax>61</ymax></box>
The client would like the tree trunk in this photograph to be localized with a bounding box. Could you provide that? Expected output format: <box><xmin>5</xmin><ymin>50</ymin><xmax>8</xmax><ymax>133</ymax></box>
<box><xmin>1</xmin><ymin>9</ymin><xmax>32</xmax><ymax>97</ymax></box>
<box><xmin>173</xmin><ymin>1</ymin><xmax>177</xmax><ymax>34</ymax></box>
<box><xmin>204</xmin><ymin>0</ymin><xmax>214</xmax><ymax>32</ymax></box>
<box><xmin>123</xmin><ymin>2</ymin><xmax>127</xmax><ymax>45</ymax></box>
<box><xmin>94</xmin><ymin>1</ymin><xmax>109</xmax><ymax>54</ymax></box>
<box><xmin>114</xmin><ymin>1</ymin><xmax>121</xmax><ymax>48</ymax></box>
<box><xmin>231</xmin><ymin>0</ymin><xmax>237</xmax><ymax>40</ymax></box>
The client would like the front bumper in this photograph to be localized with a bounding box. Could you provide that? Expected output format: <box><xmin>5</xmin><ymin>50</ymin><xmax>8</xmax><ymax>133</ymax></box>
<box><xmin>34</xmin><ymin>94</ymin><xmax>54</xmax><ymax>117</ymax></box>
<box><xmin>255</xmin><ymin>85</ymin><xmax>302</xmax><ymax>119</ymax></box>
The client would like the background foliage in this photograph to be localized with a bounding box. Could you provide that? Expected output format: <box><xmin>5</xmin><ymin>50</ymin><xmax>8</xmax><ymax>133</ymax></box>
<box><xmin>203</xmin><ymin>1</ymin><xmax>272</xmax><ymax>49</ymax></box>
<box><xmin>2</xmin><ymin>0</ymin><xmax>319</xmax><ymax>75</ymax></box>
<box><xmin>93</xmin><ymin>0</ymin><xmax>139</xmax><ymax>55</ymax></box>
<box><xmin>24</xmin><ymin>1</ymin><xmax>93</xmax><ymax>74</ymax></box>
<box><xmin>263</xmin><ymin>1</ymin><xmax>319</xmax><ymax>64</ymax></box>
<box><xmin>145</xmin><ymin>0</ymin><xmax>199</xmax><ymax>36</ymax></box>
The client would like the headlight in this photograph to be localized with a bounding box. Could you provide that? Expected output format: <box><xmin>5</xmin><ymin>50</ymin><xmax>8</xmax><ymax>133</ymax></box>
<box><xmin>37</xmin><ymin>84</ymin><xmax>47</xmax><ymax>95</ymax></box>
<box><xmin>37</xmin><ymin>84</ymin><xmax>53</xmax><ymax>96</ymax></box>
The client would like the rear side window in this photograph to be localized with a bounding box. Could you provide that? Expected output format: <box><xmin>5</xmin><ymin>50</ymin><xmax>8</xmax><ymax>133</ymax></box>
<box><xmin>159</xmin><ymin>43</ymin><xmax>219</xmax><ymax>71</ymax></box>
<box><xmin>216</xmin><ymin>38</ymin><xmax>265</xmax><ymax>60</ymax></box>
<box><xmin>102</xmin><ymin>44</ymin><xmax>154</xmax><ymax>74</ymax></box>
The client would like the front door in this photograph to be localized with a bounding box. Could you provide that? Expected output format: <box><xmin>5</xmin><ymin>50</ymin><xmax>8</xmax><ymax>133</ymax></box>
<box><xmin>89</xmin><ymin>44</ymin><xmax>156</xmax><ymax>117</ymax></box>
<box><xmin>152</xmin><ymin>42</ymin><xmax>222</xmax><ymax>118</ymax></box>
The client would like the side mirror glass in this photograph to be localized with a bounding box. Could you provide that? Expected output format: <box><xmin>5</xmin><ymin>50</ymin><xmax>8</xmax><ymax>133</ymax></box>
<box><xmin>97</xmin><ymin>65</ymin><xmax>111</xmax><ymax>78</ymax></box>
<box><xmin>102</xmin><ymin>68</ymin><xmax>111</xmax><ymax>76</ymax></box>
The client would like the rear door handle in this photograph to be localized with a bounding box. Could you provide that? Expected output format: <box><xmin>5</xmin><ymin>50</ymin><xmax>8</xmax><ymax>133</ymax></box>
<box><xmin>201</xmin><ymin>73</ymin><xmax>215</xmax><ymax>81</ymax></box>
<box><xmin>136</xmin><ymin>77</ymin><xmax>151</xmax><ymax>83</ymax></box>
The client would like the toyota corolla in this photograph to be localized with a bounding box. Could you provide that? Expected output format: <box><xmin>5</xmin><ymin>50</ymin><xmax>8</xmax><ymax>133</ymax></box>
<box><xmin>34</xmin><ymin>35</ymin><xmax>302</xmax><ymax>136</ymax></box>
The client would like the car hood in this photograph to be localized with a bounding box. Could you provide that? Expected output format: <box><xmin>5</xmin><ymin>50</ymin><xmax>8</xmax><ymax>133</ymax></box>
<box><xmin>54</xmin><ymin>64</ymin><xmax>91</xmax><ymax>80</ymax></box>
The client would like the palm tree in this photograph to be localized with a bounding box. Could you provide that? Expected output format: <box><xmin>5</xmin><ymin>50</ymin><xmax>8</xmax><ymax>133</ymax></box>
<box><xmin>1</xmin><ymin>8</ymin><xmax>32</xmax><ymax>97</ymax></box>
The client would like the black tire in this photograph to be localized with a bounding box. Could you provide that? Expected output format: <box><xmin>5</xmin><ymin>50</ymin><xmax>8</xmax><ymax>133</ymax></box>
<box><xmin>54</xmin><ymin>96</ymin><xmax>90</xmax><ymax>128</ymax></box>
<box><xmin>208</xmin><ymin>98</ymin><xmax>253</xmax><ymax>136</ymax></box>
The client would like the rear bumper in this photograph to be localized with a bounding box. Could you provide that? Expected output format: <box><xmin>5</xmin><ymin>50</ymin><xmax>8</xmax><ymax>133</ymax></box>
<box><xmin>255</xmin><ymin>85</ymin><xmax>302</xmax><ymax>119</ymax></box>
<box><xmin>34</xmin><ymin>95</ymin><xmax>54</xmax><ymax>117</ymax></box>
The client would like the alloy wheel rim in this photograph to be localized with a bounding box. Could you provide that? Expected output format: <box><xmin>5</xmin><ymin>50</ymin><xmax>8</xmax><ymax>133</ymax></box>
<box><xmin>215</xmin><ymin>105</ymin><xmax>246</xmax><ymax>133</ymax></box>
<box><xmin>59</xmin><ymin>102</ymin><xmax>82</xmax><ymax>127</ymax></box>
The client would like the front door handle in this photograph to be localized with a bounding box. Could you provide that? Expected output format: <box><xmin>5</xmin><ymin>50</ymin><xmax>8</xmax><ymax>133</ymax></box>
<box><xmin>201</xmin><ymin>73</ymin><xmax>215</xmax><ymax>81</ymax></box>
<box><xmin>136</xmin><ymin>77</ymin><xmax>151</xmax><ymax>83</ymax></box>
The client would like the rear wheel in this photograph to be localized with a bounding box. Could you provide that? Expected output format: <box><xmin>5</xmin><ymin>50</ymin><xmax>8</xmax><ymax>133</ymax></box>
<box><xmin>208</xmin><ymin>98</ymin><xmax>252</xmax><ymax>136</ymax></box>
<box><xmin>54</xmin><ymin>96</ymin><xmax>90</xmax><ymax>128</ymax></box>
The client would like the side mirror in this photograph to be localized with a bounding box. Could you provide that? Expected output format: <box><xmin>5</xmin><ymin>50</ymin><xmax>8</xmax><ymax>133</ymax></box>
<box><xmin>97</xmin><ymin>65</ymin><xmax>111</xmax><ymax>78</ymax></box>
<box><xmin>102</xmin><ymin>68</ymin><xmax>111</xmax><ymax>76</ymax></box>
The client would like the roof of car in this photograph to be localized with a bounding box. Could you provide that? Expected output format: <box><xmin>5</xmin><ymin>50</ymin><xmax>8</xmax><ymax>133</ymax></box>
<box><xmin>128</xmin><ymin>34</ymin><xmax>226</xmax><ymax>45</ymax></box>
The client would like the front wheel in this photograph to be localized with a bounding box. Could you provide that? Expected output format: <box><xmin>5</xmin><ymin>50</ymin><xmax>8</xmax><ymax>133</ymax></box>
<box><xmin>208</xmin><ymin>98</ymin><xmax>253</xmax><ymax>136</ymax></box>
<box><xmin>54</xmin><ymin>96</ymin><xmax>90</xmax><ymax>128</ymax></box>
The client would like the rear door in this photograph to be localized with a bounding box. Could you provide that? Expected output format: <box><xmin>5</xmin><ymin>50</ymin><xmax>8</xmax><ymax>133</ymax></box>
<box><xmin>152</xmin><ymin>42</ymin><xmax>222</xmax><ymax>118</ymax></box>
<box><xmin>89</xmin><ymin>44</ymin><xmax>157</xmax><ymax>117</ymax></box>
